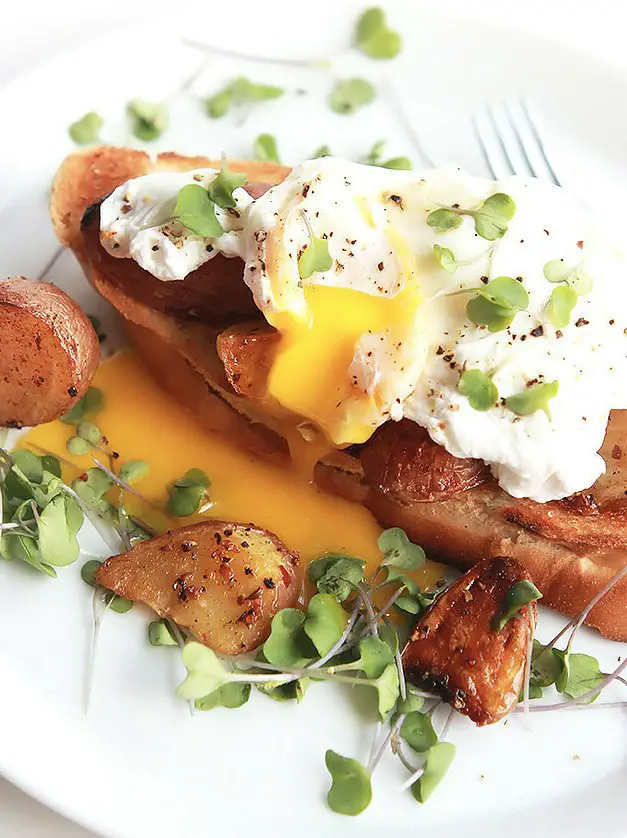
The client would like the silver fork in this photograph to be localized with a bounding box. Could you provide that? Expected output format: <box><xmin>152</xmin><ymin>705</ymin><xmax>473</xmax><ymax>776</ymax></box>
<box><xmin>472</xmin><ymin>100</ymin><xmax>561</xmax><ymax>186</ymax></box>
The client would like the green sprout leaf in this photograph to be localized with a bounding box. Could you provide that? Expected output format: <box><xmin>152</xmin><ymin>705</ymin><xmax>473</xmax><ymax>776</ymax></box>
<box><xmin>470</xmin><ymin>193</ymin><xmax>516</xmax><ymax>241</ymax></box>
<box><xmin>467</xmin><ymin>276</ymin><xmax>529</xmax><ymax>332</ymax></box>
<box><xmin>555</xmin><ymin>652</ymin><xmax>605</xmax><ymax>701</ymax></box>
<box><xmin>61</xmin><ymin>387</ymin><xmax>105</xmax><ymax>425</ymax></box>
<box><xmin>66</xmin><ymin>437</ymin><xmax>94</xmax><ymax>456</ymax></box>
<box><xmin>167</xmin><ymin>468</ymin><xmax>210</xmax><ymax>517</ymax></box>
<box><xmin>355</xmin><ymin>7</ymin><xmax>401</xmax><ymax>60</ymax></box>
<box><xmin>257</xmin><ymin>678</ymin><xmax>309</xmax><ymax>703</ymax></box>
<box><xmin>81</xmin><ymin>559</ymin><xmax>102</xmax><ymax>588</ymax></box>
<box><xmin>382</xmin><ymin>157</ymin><xmax>412</xmax><ymax>170</ymax></box>
<box><xmin>263</xmin><ymin>609</ymin><xmax>314</xmax><ymax>668</ymax></box>
<box><xmin>253</xmin><ymin>133</ymin><xmax>281</xmax><ymax>163</ymax></box>
<box><xmin>506</xmin><ymin>380</ymin><xmax>559</xmax><ymax>418</ymax></box>
<box><xmin>108</xmin><ymin>595</ymin><xmax>133</xmax><ymax>614</ymax></box>
<box><xmin>400</xmin><ymin>711</ymin><xmax>438</xmax><ymax>753</ymax></box>
<box><xmin>373</xmin><ymin>662</ymin><xmax>400</xmax><ymax>719</ymax></box>
<box><xmin>395</xmin><ymin>693</ymin><xmax>424</xmax><ymax>715</ymax></box>
<box><xmin>364</xmin><ymin>140</ymin><xmax>411</xmax><ymax>170</ymax></box>
<box><xmin>433</xmin><ymin>244</ymin><xmax>457</xmax><ymax>274</ymax></box>
<box><xmin>11</xmin><ymin>450</ymin><xmax>43</xmax><ymax>482</ymax></box>
<box><xmin>530</xmin><ymin>640</ymin><xmax>565</xmax><ymax>688</ymax></box>
<box><xmin>544</xmin><ymin>260</ymin><xmax>593</xmax><ymax>296</ymax></box>
<box><xmin>127</xmin><ymin>99</ymin><xmax>168</xmax><ymax>141</ymax></box>
<box><xmin>148</xmin><ymin>619</ymin><xmax>178</xmax><ymax>647</ymax></box>
<box><xmin>173</xmin><ymin>184</ymin><xmax>223</xmax><ymax>238</ymax></box>
<box><xmin>325</xmin><ymin>751</ymin><xmax>372</xmax><ymax>816</ymax></box>
<box><xmin>196</xmin><ymin>682</ymin><xmax>251</xmax><ymax>711</ymax></box>
<box><xmin>77</xmin><ymin>421</ymin><xmax>102</xmax><ymax>445</ymax></box>
<box><xmin>378</xmin><ymin>528</ymin><xmax>426</xmax><ymax>570</ymax></box>
<box><xmin>298</xmin><ymin>237</ymin><xmax>333</xmax><ymax>280</ymax></box>
<box><xmin>426</xmin><ymin>209</ymin><xmax>463</xmax><ymax>232</ymax></box>
<box><xmin>546</xmin><ymin>284</ymin><xmax>578</xmax><ymax>328</ymax></box>
<box><xmin>205</xmin><ymin>76</ymin><xmax>283</xmax><ymax>119</ymax></box>
<box><xmin>207</xmin><ymin>165</ymin><xmax>248</xmax><ymax>209</ymax></box>
<box><xmin>493</xmin><ymin>579</ymin><xmax>542</xmax><ymax>632</ymax></box>
<box><xmin>313</xmin><ymin>145</ymin><xmax>332</xmax><ymax>158</ymax></box>
<box><xmin>119</xmin><ymin>460</ymin><xmax>150</xmax><ymax>485</ymax></box>
<box><xmin>303</xmin><ymin>593</ymin><xmax>348</xmax><ymax>657</ymax></box>
<box><xmin>349</xmin><ymin>636</ymin><xmax>395</xmax><ymax>679</ymax></box>
<box><xmin>459</xmin><ymin>369</ymin><xmax>499</xmax><ymax>412</ymax></box>
<box><xmin>308</xmin><ymin>554</ymin><xmax>366</xmax><ymax>602</ymax></box>
<box><xmin>37</xmin><ymin>494</ymin><xmax>84</xmax><ymax>568</ymax></box>
<box><xmin>177</xmin><ymin>642</ymin><xmax>230</xmax><ymax>700</ymax></box>
<box><xmin>411</xmin><ymin>742</ymin><xmax>456</xmax><ymax>803</ymax></box>
<box><xmin>329</xmin><ymin>78</ymin><xmax>375</xmax><ymax>115</ymax></box>
<box><xmin>69</xmin><ymin>112</ymin><xmax>103</xmax><ymax>145</ymax></box>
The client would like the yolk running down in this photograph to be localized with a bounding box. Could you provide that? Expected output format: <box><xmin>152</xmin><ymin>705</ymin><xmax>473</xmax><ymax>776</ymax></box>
<box><xmin>266</xmin><ymin>282</ymin><xmax>421</xmax><ymax>446</ymax></box>
<box><xmin>20</xmin><ymin>351</ymin><xmax>443</xmax><ymax>589</ymax></box>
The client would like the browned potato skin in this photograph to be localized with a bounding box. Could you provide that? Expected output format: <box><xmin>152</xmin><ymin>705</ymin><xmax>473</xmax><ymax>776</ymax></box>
<box><xmin>402</xmin><ymin>557</ymin><xmax>537</xmax><ymax>726</ymax></box>
<box><xmin>0</xmin><ymin>277</ymin><xmax>99</xmax><ymax>427</ymax></box>
<box><xmin>360</xmin><ymin>419</ymin><xmax>490</xmax><ymax>504</ymax></box>
<box><xmin>96</xmin><ymin>520</ymin><xmax>299</xmax><ymax>655</ymax></box>
<box><xmin>216</xmin><ymin>322</ymin><xmax>279</xmax><ymax>400</ymax></box>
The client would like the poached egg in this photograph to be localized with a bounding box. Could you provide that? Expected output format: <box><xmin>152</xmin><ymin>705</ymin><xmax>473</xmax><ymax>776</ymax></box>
<box><xmin>100</xmin><ymin>158</ymin><xmax>627</xmax><ymax>502</ymax></box>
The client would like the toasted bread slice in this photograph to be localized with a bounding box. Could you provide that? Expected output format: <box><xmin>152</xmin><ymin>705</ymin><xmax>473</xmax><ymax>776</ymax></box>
<box><xmin>50</xmin><ymin>147</ymin><xmax>627</xmax><ymax>640</ymax></box>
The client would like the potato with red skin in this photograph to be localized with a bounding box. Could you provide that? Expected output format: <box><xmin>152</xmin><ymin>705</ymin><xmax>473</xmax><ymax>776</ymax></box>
<box><xmin>216</xmin><ymin>323</ymin><xmax>279</xmax><ymax>400</ymax></box>
<box><xmin>360</xmin><ymin>419</ymin><xmax>489</xmax><ymax>504</ymax></box>
<box><xmin>402</xmin><ymin>556</ymin><xmax>537</xmax><ymax>725</ymax></box>
<box><xmin>0</xmin><ymin>277</ymin><xmax>99</xmax><ymax>428</ymax></box>
<box><xmin>96</xmin><ymin>520</ymin><xmax>299</xmax><ymax>655</ymax></box>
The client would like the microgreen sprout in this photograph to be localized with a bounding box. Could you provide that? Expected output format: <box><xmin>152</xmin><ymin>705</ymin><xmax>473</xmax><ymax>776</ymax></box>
<box><xmin>544</xmin><ymin>259</ymin><xmax>593</xmax><ymax>295</ymax></box>
<box><xmin>466</xmin><ymin>276</ymin><xmax>529</xmax><ymax>332</ymax></box>
<box><xmin>427</xmin><ymin>193</ymin><xmax>516</xmax><ymax>241</ymax></box>
<box><xmin>207</xmin><ymin>164</ymin><xmax>248</xmax><ymax>209</ymax></box>
<box><xmin>167</xmin><ymin>468</ymin><xmax>211</xmax><ymax>517</ymax></box>
<box><xmin>61</xmin><ymin>387</ymin><xmax>105</xmax><ymax>425</ymax></box>
<box><xmin>329</xmin><ymin>78</ymin><xmax>375</xmax><ymax>115</ymax></box>
<box><xmin>325</xmin><ymin>751</ymin><xmax>372</xmax><ymax>816</ymax></box>
<box><xmin>364</xmin><ymin>140</ymin><xmax>411</xmax><ymax>170</ymax></box>
<box><xmin>127</xmin><ymin>99</ymin><xmax>168</xmax><ymax>141</ymax></box>
<box><xmin>313</xmin><ymin>145</ymin><xmax>332</xmax><ymax>158</ymax></box>
<box><xmin>68</xmin><ymin>112</ymin><xmax>103</xmax><ymax>145</ymax></box>
<box><xmin>493</xmin><ymin>580</ymin><xmax>542</xmax><ymax>631</ymax></box>
<box><xmin>173</xmin><ymin>184</ymin><xmax>223</xmax><ymax>238</ymax></box>
<box><xmin>205</xmin><ymin>77</ymin><xmax>283</xmax><ymax>119</ymax></box>
<box><xmin>298</xmin><ymin>211</ymin><xmax>333</xmax><ymax>279</ymax></box>
<box><xmin>253</xmin><ymin>133</ymin><xmax>281</xmax><ymax>163</ymax></box>
<box><xmin>505</xmin><ymin>380</ymin><xmax>559</xmax><ymax>418</ymax></box>
<box><xmin>355</xmin><ymin>7</ymin><xmax>402</xmax><ymax>60</ymax></box>
<box><xmin>458</xmin><ymin>369</ymin><xmax>499</xmax><ymax>412</ymax></box>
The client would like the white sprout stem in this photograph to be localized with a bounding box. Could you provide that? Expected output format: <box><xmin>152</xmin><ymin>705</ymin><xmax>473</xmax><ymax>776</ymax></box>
<box><xmin>522</xmin><ymin>607</ymin><xmax>536</xmax><ymax>727</ymax></box>
<box><xmin>396</xmin><ymin>650</ymin><xmax>407</xmax><ymax>701</ymax></box>
<box><xmin>514</xmin><ymin>700</ymin><xmax>627</xmax><ymax>714</ymax></box>
<box><xmin>361</xmin><ymin>585</ymin><xmax>407</xmax><ymax>636</ymax></box>
<box><xmin>91</xmin><ymin>457</ymin><xmax>160</xmax><ymax>510</ymax></box>
<box><xmin>358</xmin><ymin>584</ymin><xmax>379</xmax><ymax>638</ymax></box>
<box><xmin>400</xmin><ymin>764</ymin><xmax>425</xmax><ymax>792</ymax></box>
<box><xmin>392</xmin><ymin>731</ymin><xmax>419</xmax><ymax>773</ymax></box>
<box><xmin>85</xmin><ymin>588</ymin><xmax>112</xmax><ymax>713</ymax></box>
<box><xmin>299</xmin><ymin>209</ymin><xmax>314</xmax><ymax>240</ymax></box>
<box><xmin>0</xmin><ymin>522</ymin><xmax>19</xmax><ymax>531</ymax></box>
<box><xmin>369</xmin><ymin>713</ymin><xmax>406</xmax><ymax>773</ymax></box>
<box><xmin>367</xmin><ymin>721</ymin><xmax>383</xmax><ymax>769</ymax></box>
<box><xmin>63</xmin><ymin>485</ymin><xmax>124</xmax><ymax>554</ymax></box>
<box><xmin>439</xmin><ymin>706</ymin><xmax>455</xmax><ymax>741</ymax></box>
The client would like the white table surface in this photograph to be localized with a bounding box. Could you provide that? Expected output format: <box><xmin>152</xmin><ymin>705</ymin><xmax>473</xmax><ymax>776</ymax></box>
<box><xmin>1</xmin><ymin>0</ymin><xmax>625</xmax><ymax>835</ymax></box>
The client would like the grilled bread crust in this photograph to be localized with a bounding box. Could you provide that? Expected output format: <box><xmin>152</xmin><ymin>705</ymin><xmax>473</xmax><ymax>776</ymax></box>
<box><xmin>50</xmin><ymin>147</ymin><xmax>627</xmax><ymax>641</ymax></box>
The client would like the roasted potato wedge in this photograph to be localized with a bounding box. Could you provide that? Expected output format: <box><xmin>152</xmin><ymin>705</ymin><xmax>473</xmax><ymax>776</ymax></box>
<box><xmin>402</xmin><ymin>557</ymin><xmax>537</xmax><ymax>725</ymax></box>
<box><xmin>360</xmin><ymin>419</ymin><xmax>489</xmax><ymax>504</ymax></box>
<box><xmin>216</xmin><ymin>322</ymin><xmax>279</xmax><ymax>400</ymax></box>
<box><xmin>0</xmin><ymin>277</ymin><xmax>99</xmax><ymax>427</ymax></box>
<box><xmin>96</xmin><ymin>520</ymin><xmax>299</xmax><ymax>655</ymax></box>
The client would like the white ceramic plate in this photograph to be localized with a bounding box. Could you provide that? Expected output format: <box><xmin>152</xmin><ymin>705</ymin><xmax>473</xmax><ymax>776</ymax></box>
<box><xmin>1</xmin><ymin>2</ymin><xmax>627</xmax><ymax>836</ymax></box>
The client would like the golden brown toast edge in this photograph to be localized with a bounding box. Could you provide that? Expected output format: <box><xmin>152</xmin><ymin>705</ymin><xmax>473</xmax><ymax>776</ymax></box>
<box><xmin>50</xmin><ymin>147</ymin><xmax>627</xmax><ymax>641</ymax></box>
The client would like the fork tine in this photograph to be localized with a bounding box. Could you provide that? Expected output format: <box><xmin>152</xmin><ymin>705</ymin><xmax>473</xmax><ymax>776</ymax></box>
<box><xmin>519</xmin><ymin>99</ymin><xmax>562</xmax><ymax>186</ymax></box>
<box><xmin>503</xmin><ymin>103</ymin><xmax>539</xmax><ymax>178</ymax></box>
<box><xmin>472</xmin><ymin>113</ymin><xmax>502</xmax><ymax>179</ymax></box>
<box><xmin>487</xmin><ymin>106</ymin><xmax>517</xmax><ymax>176</ymax></box>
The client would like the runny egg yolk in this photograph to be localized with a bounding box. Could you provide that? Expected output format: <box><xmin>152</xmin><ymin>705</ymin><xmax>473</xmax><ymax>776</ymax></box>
<box><xmin>20</xmin><ymin>350</ymin><xmax>444</xmax><ymax>588</ymax></box>
<box><xmin>263</xmin><ymin>226</ymin><xmax>423</xmax><ymax>446</ymax></box>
